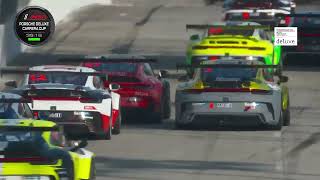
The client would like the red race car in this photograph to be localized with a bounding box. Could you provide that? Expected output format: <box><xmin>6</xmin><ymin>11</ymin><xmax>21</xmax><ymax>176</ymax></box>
<box><xmin>78</xmin><ymin>55</ymin><xmax>171</xmax><ymax>123</ymax></box>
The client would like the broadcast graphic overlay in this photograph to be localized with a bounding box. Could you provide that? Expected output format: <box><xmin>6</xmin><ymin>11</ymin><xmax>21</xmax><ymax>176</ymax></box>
<box><xmin>14</xmin><ymin>6</ymin><xmax>55</xmax><ymax>46</ymax></box>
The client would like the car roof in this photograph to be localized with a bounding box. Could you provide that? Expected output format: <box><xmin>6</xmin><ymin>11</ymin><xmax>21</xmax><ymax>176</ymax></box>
<box><xmin>29</xmin><ymin>65</ymin><xmax>96</xmax><ymax>72</ymax></box>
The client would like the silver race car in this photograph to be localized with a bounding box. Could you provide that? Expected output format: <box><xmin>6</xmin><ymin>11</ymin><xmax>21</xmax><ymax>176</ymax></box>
<box><xmin>175</xmin><ymin>58</ymin><xmax>290</xmax><ymax>130</ymax></box>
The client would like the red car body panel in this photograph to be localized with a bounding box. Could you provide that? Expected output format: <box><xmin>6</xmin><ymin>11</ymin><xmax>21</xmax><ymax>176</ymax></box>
<box><xmin>83</xmin><ymin>62</ymin><xmax>164</xmax><ymax>113</ymax></box>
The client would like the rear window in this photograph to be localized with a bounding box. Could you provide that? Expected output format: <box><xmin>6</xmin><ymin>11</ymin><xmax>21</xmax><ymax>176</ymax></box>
<box><xmin>0</xmin><ymin>103</ymin><xmax>32</xmax><ymax>119</ymax></box>
<box><xmin>28</xmin><ymin>72</ymin><xmax>88</xmax><ymax>86</ymax></box>
<box><xmin>83</xmin><ymin>62</ymin><xmax>137</xmax><ymax>73</ymax></box>
<box><xmin>201</xmin><ymin>67</ymin><xmax>258</xmax><ymax>83</ymax></box>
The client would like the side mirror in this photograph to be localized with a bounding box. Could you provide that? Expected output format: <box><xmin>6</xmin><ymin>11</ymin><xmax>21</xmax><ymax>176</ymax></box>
<box><xmin>5</xmin><ymin>80</ymin><xmax>17</xmax><ymax>88</ymax></box>
<box><xmin>70</xmin><ymin>140</ymin><xmax>88</xmax><ymax>152</ymax></box>
<box><xmin>279</xmin><ymin>75</ymin><xmax>289</xmax><ymax>83</ymax></box>
<box><xmin>109</xmin><ymin>83</ymin><xmax>120</xmax><ymax>91</ymax></box>
<box><xmin>158</xmin><ymin>70</ymin><xmax>168</xmax><ymax>79</ymax></box>
<box><xmin>190</xmin><ymin>34</ymin><xmax>200</xmax><ymax>41</ymax></box>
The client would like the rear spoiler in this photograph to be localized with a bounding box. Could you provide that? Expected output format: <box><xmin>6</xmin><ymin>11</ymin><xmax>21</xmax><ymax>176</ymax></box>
<box><xmin>0</xmin><ymin>67</ymin><xmax>107</xmax><ymax>77</ymax></box>
<box><xmin>176</xmin><ymin>63</ymin><xmax>279</xmax><ymax>69</ymax></box>
<box><xmin>58</xmin><ymin>55</ymin><xmax>157</xmax><ymax>64</ymax></box>
<box><xmin>186</xmin><ymin>24</ymin><xmax>272</xmax><ymax>31</ymax></box>
<box><xmin>0</xmin><ymin>97</ymin><xmax>32</xmax><ymax>103</ymax></box>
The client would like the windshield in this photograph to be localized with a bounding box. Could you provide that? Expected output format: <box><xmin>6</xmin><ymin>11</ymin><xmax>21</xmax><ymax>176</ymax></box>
<box><xmin>83</xmin><ymin>62</ymin><xmax>137</xmax><ymax>73</ymax></box>
<box><xmin>0</xmin><ymin>131</ymin><xmax>45</xmax><ymax>155</ymax></box>
<box><xmin>201</xmin><ymin>67</ymin><xmax>257</xmax><ymax>82</ymax></box>
<box><xmin>0</xmin><ymin>103</ymin><xmax>32</xmax><ymax>119</ymax></box>
<box><xmin>28</xmin><ymin>72</ymin><xmax>88</xmax><ymax>85</ymax></box>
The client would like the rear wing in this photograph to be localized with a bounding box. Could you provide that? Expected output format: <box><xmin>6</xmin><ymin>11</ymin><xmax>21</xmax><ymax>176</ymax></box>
<box><xmin>0</xmin><ymin>97</ymin><xmax>32</xmax><ymax>103</ymax></box>
<box><xmin>58</xmin><ymin>55</ymin><xmax>157</xmax><ymax>64</ymax></box>
<box><xmin>176</xmin><ymin>63</ymin><xmax>279</xmax><ymax>69</ymax></box>
<box><xmin>0</xmin><ymin>67</ymin><xmax>106</xmax><ymax>77</ymax></box>
<box><xmin>186</xmin><ymin>24</ymin><xmax>272</xmax><ymax>32</ymax></box>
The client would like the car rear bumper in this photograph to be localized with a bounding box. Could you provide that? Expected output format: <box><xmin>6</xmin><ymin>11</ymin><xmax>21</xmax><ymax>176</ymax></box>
<box><xmin>120</xmin><ymin>96</ymin><xmax>153</xmax><ymax>109</ymax></box>
<box><xmin>176</xmin><ymin>101</ymin><xmax>280</xmax><ymax>126</ymax></box>
<box><xmin>179</xmin><ymin>112</ymin><xmax>268</xmax><ymax>127</ymax></box>
<box><xmin>36</xmin><ymin>111</ymin><xmax>110</xmax><ymax>137</ymax></box>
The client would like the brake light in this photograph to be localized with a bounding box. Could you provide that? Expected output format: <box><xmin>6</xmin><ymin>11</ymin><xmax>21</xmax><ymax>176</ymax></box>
<box><xmin>285</xmin><ymin>16</ymin><xmax>291</xmax><ymax>26</ymax></box>
<box><xmin>242</xmin><ymin>12</ymin><xmax>250</xmax><ymax>20</ymax></box>
<box><xmin>33</xmin><ymin>111</ymin><xmax>39</xmax><ymax>119</ymax></box>
<box><xmin>209</xmin><ymin>56</ymin><xmax>218</xmax><ymax>61</ymax></box>
<box><xmin>208</xmin><ymin>27</ymin><xmax>223</xmax><ymax>35</ymax></box>
<box><xmin>29</xmin><ymin>74</ymin><xmax>47</xmax><ymax>81</ymax></box>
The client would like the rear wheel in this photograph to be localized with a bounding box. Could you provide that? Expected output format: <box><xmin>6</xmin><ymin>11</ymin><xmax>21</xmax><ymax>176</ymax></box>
<box><xmin>270</xmin><ymin>111</ymin><xmax>283</xmax><ymax>130</ymax></box>
<box><xmin>112</xmin><ymin>109</ymin><xmax>121</xmax><ymax>135</ymax></box>
<box><xmin>163</xmin><ymin>81</ymin><xmax>171</xmax><ymax>119</ymax></box>
<box><xmin>89</xmin><ymin>159</ymin><xmax>96</xmax><ymax>180</ymax></box>
<box><xmin>283</xmin><ymin>99</ymin><xmax>291</xmax><ymax>126</ymax></box>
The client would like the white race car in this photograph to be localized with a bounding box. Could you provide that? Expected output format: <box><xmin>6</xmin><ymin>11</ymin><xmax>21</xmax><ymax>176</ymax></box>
<box><xmin>4</xmin><ymin>65</ymin><xmax>121</xmax><ymax>140</ymax></box>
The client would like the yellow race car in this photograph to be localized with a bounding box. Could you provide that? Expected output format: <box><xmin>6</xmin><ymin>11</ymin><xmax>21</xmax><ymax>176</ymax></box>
<box><xmin>0</xmin><ymin>93</ymin><xmax>95</xmax><ymax>180</ymax></box>
<box><xmin>185</xmin><ymin>22</ymin><xmax>282</xmax><ymax>75</ymax></box>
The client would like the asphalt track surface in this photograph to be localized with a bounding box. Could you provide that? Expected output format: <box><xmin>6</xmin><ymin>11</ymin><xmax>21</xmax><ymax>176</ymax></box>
<box><xmin>6</xmin><ymin>0</ymin><xmax>320</xmax><ymax>179</ymax></box>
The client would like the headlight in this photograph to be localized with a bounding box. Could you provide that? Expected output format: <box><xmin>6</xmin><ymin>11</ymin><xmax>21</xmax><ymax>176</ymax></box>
<box><xmin>55</xmin><ymin>169</ymin><xmax>69</xmax><ymax>179</ymax></box>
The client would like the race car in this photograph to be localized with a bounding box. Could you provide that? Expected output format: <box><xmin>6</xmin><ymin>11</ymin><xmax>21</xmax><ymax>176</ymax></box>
<box><xmin>223</xmin><ymin>0</ymin><xmax>296</xmax><ymax>12</ymax></box>
<box><xmin>278</xmin><ymin>13</ymin><xmax>320</xmax><ymax>58</ymax></box>
<box><xmin>0</xmin><ymin>93</ymin><xmax>95</xmax><ymax>180</ymax></box>
<box><xmin>63</xmin><ymin>54</ymin><xmax>171</xmax><ymax>123</ymax></box>
<box><xmin>224</xmin><ymin>0</ymin><xmax>291</xmax><ymax>26</ymax></box>
<box><xmin>3</xmin><ymin>65</ymin><xmax>121</xmax><ymax>140</ymax></box>
<box><xmin>185</xmin><ymin>23</ymin><xmax>282</xmax><ymax>75</ymax></box>
<box><xmin>175</xmin><ymin>58</ymin><xmax>290</xmax><ymax>130</ymax></box>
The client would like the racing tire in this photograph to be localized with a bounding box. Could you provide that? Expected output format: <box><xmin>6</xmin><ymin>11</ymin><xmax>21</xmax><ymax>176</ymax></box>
<box><xmin>163</xmin><ymin>81</ymin><xmax>171</xmax><ymax>119</ymax></box>
<box><xmin>89</xmin><ymin>159</ymin><xmax>96</xmax><ymax>180</ymax></box>
<box><xmin>112</xmin><ymin>109</ymin><xmax>121</xmax><ymax>135</ymax></box>
<box><xmin>270</xmin><ymin>111</ymin><xmax>283</xmax><ymax>130</ymax></box>
<box><xmin>283</xmin><ymin>100</ymin><xmax>291</xmax><ymax>126</ymax></box>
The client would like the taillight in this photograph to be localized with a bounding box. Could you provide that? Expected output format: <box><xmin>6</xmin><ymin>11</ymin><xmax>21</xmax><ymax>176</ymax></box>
<box><xmin>285</xmin><ymin>16</ymin><xmax>291</xmax><ymax>26</ymax></box>
<box><xmin>33</xmin><ymin>111</ymin><xmax>39</xmax><ymax>119</ymax></box>
<box><xmin>242</xmin><ymin>12</ymin><xmax>250</xmax><ymax>20</ymax></box>
<box><xmin>209</xmin><ymin>56</ymin><xmax>218</xmax><ymax>61</ymax></box>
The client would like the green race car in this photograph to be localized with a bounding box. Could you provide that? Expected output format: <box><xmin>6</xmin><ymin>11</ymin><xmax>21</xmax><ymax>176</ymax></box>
<box><xmin>0</xmin><ymin>93</ymin><xmax>95</xmax><ymax>180</ymax></box>
<box><xmin>185</xmin><ymin>22</ymin><xmax>282</xmax><ymax>74</ymax></box>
